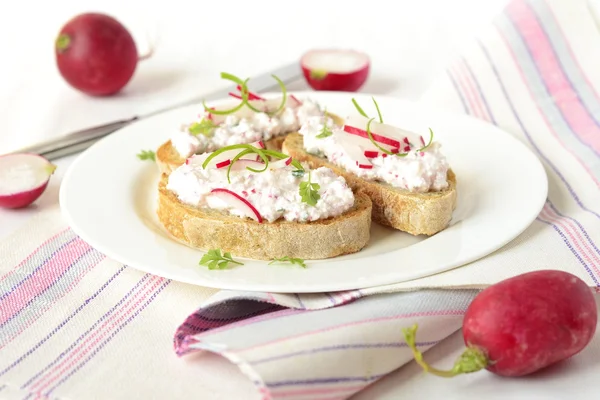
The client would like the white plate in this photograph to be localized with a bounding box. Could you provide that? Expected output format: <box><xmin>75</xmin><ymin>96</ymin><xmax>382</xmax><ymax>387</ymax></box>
<box><xmin>59</xmin><ymin>92</ymin><xmax>547</xmax><ymax>293</ymax></box>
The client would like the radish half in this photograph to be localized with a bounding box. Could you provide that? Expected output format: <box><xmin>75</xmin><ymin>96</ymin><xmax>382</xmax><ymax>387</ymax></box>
<box><xmin>0</xmin><ymin>154</ymin><xmax>57</xmax><ymax>209</ymax></box>
<box><xmin>301</xmin><ymin>49</ymin><xmax>370</xmax><ymax>92</ymax></box>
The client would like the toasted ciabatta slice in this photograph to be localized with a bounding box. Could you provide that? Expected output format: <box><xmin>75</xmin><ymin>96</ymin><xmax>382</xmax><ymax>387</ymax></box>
<box><xmin>282</xmin><ymin>133</ymin><xmax>457</xmax><ymax>236</ymax></box>
<box><xmin>156</xmin><ymin>174</ymin><xmax>373</xmax><ymax>260</ymax></box>
<box><xmin>156</xmin><ymin>136</ymin><xmax>287</xmax><ymax>175</ymax></box>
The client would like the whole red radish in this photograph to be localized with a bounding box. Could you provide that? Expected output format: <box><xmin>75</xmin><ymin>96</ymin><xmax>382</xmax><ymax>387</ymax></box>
<box><xmin>301</xmin><ymin>49</ymin><xmax>370</xmax><ymax>92</ymax></box>
<box><xmin>0</xmin><ymin>154</ymin><xmax>57</xmax><ymax>209</ymax></box>
<box><xmin>55</xmin><ymin>13</ymin><xmax>140</xmax><ymax>96</ymax></box>
<box><xmin>403</xmin><ymin>270</ymin><xmax>597</xmax><ymax>377</ymax></box>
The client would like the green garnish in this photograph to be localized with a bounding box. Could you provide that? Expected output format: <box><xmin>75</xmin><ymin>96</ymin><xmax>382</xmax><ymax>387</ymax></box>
<box><xmin>292</xmin><ymin>169</ymin><xmax>305</xmax><ymax>178</ymax></box>
<box><xmin>316</xmin><ymin>123</ymin><xmax>333</xmax><ymax>139</ymax></box>
<box><xmin>418</xmin><ymin>128</ymin><xmax>434</xmax><ymax>151</ymax></box>
<box><xmin>202</xmin><ymin>144</ymin><xmax>304</xmax><ymax>184</ymax></box>
<box><xmin>189</xmin><ymin>119</ymin><xmax>216</xmax><ymax>136</ymax></box>
<box><xmin>199</xmin><ymin>249</ymin><xmax>243</xmax><ymax>270</ymax></box>
<box><xmin>137</xmin><ymin>150</ymin><xmax>155</xmax><ymax>161</ymax></box>
<box><xmin>352</xmin><ymin>98</ymin><xmax>369</xmax><ymax>118</ymax></box>
<box><xmin>203</xmin><ymin>72</ymin><xmax>287</xmax><ymax>117</ymax></box>
<box><xmin>372</xmin><ymin>97</ymin><xmax>384</xmax><ymax>123</ymax></box>
<box><xmin>269</xmin><ymin>256</ymin><xmax>307</xmax><ymax>268</ymax></box>
<box><xmin>365</xmin><ymin>118</ymin><xmax>407</xmax><ymax>158</ymax></box>
<box><xmin>299</xmin><ymin>171</ymin><xmax>321</xmax><ymax>207</ymax></box>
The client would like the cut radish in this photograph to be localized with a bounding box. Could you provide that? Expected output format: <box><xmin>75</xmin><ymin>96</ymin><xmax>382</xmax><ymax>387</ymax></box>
<box><xmin>336</xmin><ymin>140</ymin><xmax>372</xmax><ymax>170</ymax></box>
<box><xmin>337</xmin><ymin>127</ymin><xmax>398</xmax><ymax>153</ymax></box>
<box><xmin>235</xmin><ymin>85</ymin><xmax>265</xmax><ymax>100</ymax></box>
<box><xmin>0</xmin><ymin>154</ymin><xmax>56</xmax><ymax>209</ymax></box>
<box><xmin>215</xmin><ymin>159</ymin><xmax>231</xmax><ymax>169</ymax></box>
<box><xmin>187</xmin><ymin>148</ymin><xmax>256</xmax><ymax>168</ymax></box>
<box><xmin>344</xmin><ymin>115</ymin><xmax>424</xmax><ymax>149</ymax></box>
<box><xmin>288</xmin><ymin>94</ymin><xmax>303</xmax><ymax>107</ymax></box>
<box><xmin>300</xmin><ymin>49</ymin><xmax>370</xmax><ymax>92</ymax></box>
<box><xmin>211</xmin><ymin>188</ymin><xmax>263</xmax><ymax>223</ymax></box>
<box><xmin>269</xmin><ymin>157</ymin><xmax>293</xmax><ymax>169</ymax></box>
<box><xmin>230</xmin><ymin>159</ymin><xmax>266</xmax><ymax>171</ymax></box>
<box><xmin>250</xmin><ymin>140</ymin><xmax>265</xmax><ymax>149</ymax></box>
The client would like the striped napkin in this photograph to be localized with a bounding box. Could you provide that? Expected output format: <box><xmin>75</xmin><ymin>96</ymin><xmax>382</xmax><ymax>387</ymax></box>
<box><xmin>1</xmin><ymin>0</ymin><xmax>600</xmax><ymax>399</ymax></box>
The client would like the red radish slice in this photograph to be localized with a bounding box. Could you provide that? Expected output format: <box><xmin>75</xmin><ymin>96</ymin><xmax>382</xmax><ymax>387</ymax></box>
<box><xmin>211</xmin><ymin>188</ymin><xmax>263</xmax><ymax>223</ymax></box>
<box><xmin>230</xmin><ymin>159</ymin><xmax>266</xmax><ymax>171</ymax></box>
<box><xmin>337</xmin><ymin>140</ymin><xmax>372</xmax><ymax>170</ymax></box>
<box><xmin>288</xmin><ymin>95</ymin><xmax>303</xmax><ymax>107</ymax></box>
<box><xmin>235</xmin><ymin>85</ymin><xmax>265</xmax><ymax>100</ymax></box>
<box><xmin>228</xmin><ymin>92</ymin><xmax>243</xmax><ymax>100</ymax></box>
<box><xmin>345</xmin><ymin>115</ymin><xmax>424</xmax><ymax>149</ymax></box>
<box><xmin>0</xmin><ymin>154</ymin><xmax>56</xmax><ymax>209</ymax></box>
<box><xmin>187</xmin><ymin>148</ymin><xmax>256</xmax><ymax>168</ymax></box>
<box><xmin>215</xmin><ymin>159</ymin><xmax>231</xmax><ymax>169</ymax></box>
<box><xmin>344</xmin><ymin>124</ymin><xmax>401</xmax><ymax>149</ymax></box>
<box><xmin>300</xmin><ymin>49</ymin><xmax>370</xmax><ymax>92</ymax></box>
<box><xmin>250</xmin><ymin>140</ymin><xmax>265</xmax><ymax>149</ymax></box>
<box><xmin>269</xmin><ymin>157</ymin><xmax>293</xmax><ymax>169</ymax></box>
<box><xmin>337</xmin><ymin>130</ymin><xmax>398</xmax><ymax>153</ymax></box>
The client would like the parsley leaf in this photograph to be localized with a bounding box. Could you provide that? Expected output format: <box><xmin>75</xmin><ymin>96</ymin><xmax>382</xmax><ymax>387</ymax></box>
<box><xmin>199</xmin><ymin>249</ymin><xmax>243</xmax><ymax>270</ymax></box>
<box><xmin>137</xmin><ymin>150</ymin><xmax>156</xmax><ymax>161</ymax></box>
<box><xmin>189</xmin><ymin>119</ymin><xmax>216</xmax><ymax>136</ymax></box>
<box><xmin>299</xmin><ymin>171</ymin><xmax>320</xmax><ymax>207</ymax></box>
<box><xmin>269</xmin><ymin>256</ymin><xmax>307</xmax><ymax>268</ymax></box>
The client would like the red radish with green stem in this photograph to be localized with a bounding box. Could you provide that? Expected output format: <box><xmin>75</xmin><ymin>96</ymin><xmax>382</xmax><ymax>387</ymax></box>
<box><xmin>301</xmin><ymin>49</ymin><xmax>370</xmax><ymax>92</ymax></box>
<box><xmin>403</xmin><ymin>270</ymin><xmax>597</xmax><ymax>377</ymax></box>
<box><xmin>0</xmin><ymin>154</ymin><xmax>57</xmax><ymax>209</ymax></box>
<box><xmin>55</xmin><ymin>13</ymin><xmax>151</xmax><ymax>96</ymax></box>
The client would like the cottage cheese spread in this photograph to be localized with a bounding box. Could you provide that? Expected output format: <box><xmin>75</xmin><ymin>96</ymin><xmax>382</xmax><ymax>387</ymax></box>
<box><xmin>166</xmin><ymin>162</ymin><xmax>355</xmax><ymax>223</ymax></box>
<box><xmin>170</xmin><ymin>99</ymin><xmax>324</xmax><ymax>159</ymax></box>
<box><xmin>299</xmin><ymin>116</ymin><xmax>450</xmax><ymax>193</ymax></box>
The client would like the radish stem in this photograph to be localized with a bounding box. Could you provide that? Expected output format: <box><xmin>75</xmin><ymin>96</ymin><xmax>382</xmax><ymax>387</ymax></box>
<box><xmin>402</xmin><ymin>324</ymin><xmax>488</xmax><ymax>377</ymax></box>
<box><xmin>55</xmin><ymin>34</ymin><xmax>71</xmax><ymax>52</ymax></box>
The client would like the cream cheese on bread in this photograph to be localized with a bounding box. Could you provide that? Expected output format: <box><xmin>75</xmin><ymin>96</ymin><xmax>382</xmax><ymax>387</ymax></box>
<box><xmin>170</xmin><ymin>99</ymin><xmax>324</xmax><ymax>159</ymax></box>
<box><xmin>299</xmin><ymin>115</ymin><xmax>450</xmax><ymax>193</ymax></box>
<box><xmin>166</xmin><ymin>160</ymin><xmax>354</xmax><ymax>223</ymax></box>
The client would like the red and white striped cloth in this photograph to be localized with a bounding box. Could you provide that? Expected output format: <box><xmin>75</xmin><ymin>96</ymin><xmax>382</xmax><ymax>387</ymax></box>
<box><xmin>2</xmin><ymin>0</ymin><xmax>600</xmax><ymax>399</ymax></box>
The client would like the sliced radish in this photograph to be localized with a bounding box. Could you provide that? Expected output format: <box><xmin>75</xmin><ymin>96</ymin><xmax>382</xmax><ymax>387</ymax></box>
<box><xmin>300</xmin><ymin>49</ymin><xmax>370</xmax><ymax>92</ymax></box>
<box><xmin>235</xmin><ymin>85</ymin><xmax>265</xmax><ymax>100</ymax></box>
<box><xmin>250</xmin><ymin>140</ymin><xmax>265</xmax><ymax>149</ymax></box>
<box><xmin>344</xmin><ymin>115</ymin><xmax>424</xmax><ymax>149</ymax></box>
<box><xmin>187</xmin><ymin>148</ymin><xmax>256</xmax><ymax>168</ymax></box>
<box><xmin>269</xmin><ymin>157</ymin><xmax>293</xmax><ymax>169</ymax></box>
<box><xmin>230</xmin><ymin>159</ymin><xmax>266</xmax><ymax>171</ymax></box>
<box><xmin>211</xmin><ymin>188</ymin><xmax>263</xmax><ymax>223</ymax></box>
<box><xmin>0</xmin><ymin>154</ymin><xmax>56</xmax><ymax>209</ymax></box>
<box><xmin>288</xmin><ymin>94</ymin><xmax>303</xmax><ymax>107</ymax></box>
<box><xmin>336</xmin><ymin>129</ymin><xmax>397</xmax><ymax>153</ymax></box>
<box><xmin>336</xmin><ymin>140</ymin><xmax>372</xmax><ymax>170</ymax></box>
<box><xmin>215</xmin><ymin>159</ymin><xmax>231</xmax><ymax>169</ymax></box>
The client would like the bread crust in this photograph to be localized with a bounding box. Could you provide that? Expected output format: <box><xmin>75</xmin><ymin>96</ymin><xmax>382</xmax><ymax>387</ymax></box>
<box><xmin>282</xmin><ymin>133</ymin><xmax>457</xmax><ymax>236</ymax></box>
<box><xmin>156</xmin><ymin>174</ymin><xmax>373</xmax><ymax>260</ymax></box>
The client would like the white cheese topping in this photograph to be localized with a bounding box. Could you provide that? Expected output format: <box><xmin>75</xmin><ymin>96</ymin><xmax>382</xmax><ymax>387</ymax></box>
<box><xmin>166</xmin><ymin>162</ymin><xmax>355</xmax><ymax>223</ymax></box>
<box><xmin>299</xmin><ymin>116</ymin><xmax>450</xmax><ymax>193</ymax></box>
<box><xmin>170</xmin><ymin>99</ymin><xmax>323</xmax><ymax>158</ymax></box>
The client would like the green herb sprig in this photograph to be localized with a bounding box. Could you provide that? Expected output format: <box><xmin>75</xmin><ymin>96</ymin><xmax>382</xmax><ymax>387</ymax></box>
<box><xmin>299</xmin><ymin>171</ymin><xmax>321</xmax><ymax>206</ymax></box>
<box><xmin>189</xmin><ymin>119</ymin><xmax>216</xmax><ymax>136</ymax></box>
<box><xmin>137</xmin><ymin>150</ymin><xmax>156</xmax><ymax>161</ymax></box>
<box><xmin>200</xmin><ymin>249</ymin><xmax>243</xmax><ymax>270</ymax></box>
<box><xmin>269</xmin><ymin>256</ymin><xmax>307</xmax><ymax>268</ymax></box>
<box><xmin>203</xmin><ymin>72</ymin><xmax>287</xmax><ymax>118</ymax></box>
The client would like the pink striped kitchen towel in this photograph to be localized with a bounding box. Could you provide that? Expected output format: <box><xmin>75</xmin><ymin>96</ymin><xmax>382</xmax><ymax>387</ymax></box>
<box><xmin>2</xmin><ymin>0</ymin><xmax>600</xmax><ymax>399</ymax></box>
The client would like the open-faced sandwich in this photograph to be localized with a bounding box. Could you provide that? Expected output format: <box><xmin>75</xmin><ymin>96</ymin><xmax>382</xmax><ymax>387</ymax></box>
<box><xmin>157</xmin><ymin>142</ymin><xmax>373</xmax><ymax>260</ymax></box>
<box><xmin>156</xmin><ymin>72</ymin><xmax>337</xmax><ymax>175</ymax></box>
<box><xmin>283</xmin><ymin>97</ymin><xmax>457</xmax><ymax>236</ymax></box>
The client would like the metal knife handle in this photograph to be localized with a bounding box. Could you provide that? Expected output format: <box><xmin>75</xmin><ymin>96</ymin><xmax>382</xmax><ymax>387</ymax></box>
<box><xmin>11</xmin><ymin>117</ymin><xmax>138</xmax><ymax>160</ymax></box>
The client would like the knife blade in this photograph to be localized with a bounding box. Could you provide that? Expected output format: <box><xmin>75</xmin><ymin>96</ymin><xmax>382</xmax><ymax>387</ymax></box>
<box><xmin>7</xmin><ymin>62</ymin><xmax>304</xmax><ymax>161</ymax></box>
